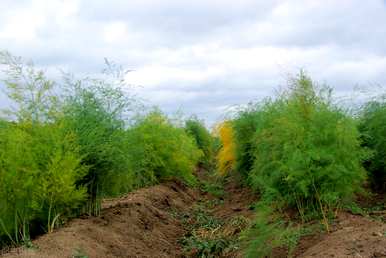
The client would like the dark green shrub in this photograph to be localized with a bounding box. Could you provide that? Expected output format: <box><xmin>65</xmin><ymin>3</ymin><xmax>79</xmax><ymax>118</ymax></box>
<box><xmin>60</xmin><ymin>82</ymin><xmax>133</xmax><ymax>213</ymax></box>
<box><xmin>126</xmin><ymin>111</ymin><xmax>202</xmax><ymax>186</ymax></box>
<box><xmin>241</xmin><ymin>73</ymin><xmax>369</xmax><ymax>256</ymax></box>
<box><xmin>185</xmin><ymin>118</ymin><xmax>214</xmax><ymax>168</ymax></box>
<box><xmin>247</xmin><ymin>72</ymin><xmax>367</xmax><ymax>221</ymax></box>
<box><xmin>232</xmin><ymin>104</ymin><xmax>264</xmax><ymax>178</ymax></box>
<box><xmin>359</xmin><ymin>100</ymin><xmax>386</xmax><ymax>191</ymax></box>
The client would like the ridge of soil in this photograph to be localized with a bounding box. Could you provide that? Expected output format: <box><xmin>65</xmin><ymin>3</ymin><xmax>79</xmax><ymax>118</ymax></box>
<box><xmin>293</xmin><ymin>192</ymin><xmax>386</xmax><ymax>258</ymax></box>
<box><xmin>1</xmin><ymin>181</ymin><xmax>198</xmax><ymax>258</ymax></box>
<box><xmin>296</xmin><ymin>212</ymin><xmax>386</xmax><ymax>258</ymax></box>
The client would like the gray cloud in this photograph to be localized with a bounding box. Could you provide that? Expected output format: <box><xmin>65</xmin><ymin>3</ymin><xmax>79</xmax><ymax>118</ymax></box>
<box><xmin>1</xmin><ymin>0</ymin><xmax>386</xmax><ymax>125</ymax></box>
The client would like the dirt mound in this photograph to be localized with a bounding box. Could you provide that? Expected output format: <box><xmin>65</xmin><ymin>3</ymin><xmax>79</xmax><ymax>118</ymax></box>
<box><xmin>297</xmin><ymin>212</ymin><xmax>386</xmax><ymax>258</ymax></box>
<box><xmin>1</xmin><ymin>181</ymin><xmax>198</xmax><ymax>258</ymax></box>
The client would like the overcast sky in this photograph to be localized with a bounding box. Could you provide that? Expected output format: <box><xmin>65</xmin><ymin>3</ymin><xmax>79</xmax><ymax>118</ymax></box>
<box><xmin>1</xmin><ymin>0</ymin><xmax>386</xmax><ymax>125</ymax></box>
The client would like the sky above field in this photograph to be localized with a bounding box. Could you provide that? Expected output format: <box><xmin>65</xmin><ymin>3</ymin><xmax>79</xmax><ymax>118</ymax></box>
<box><xmin>1</xmin><ymin>0</ymin><xmax>386</xmax><ymax>126</ymax></box>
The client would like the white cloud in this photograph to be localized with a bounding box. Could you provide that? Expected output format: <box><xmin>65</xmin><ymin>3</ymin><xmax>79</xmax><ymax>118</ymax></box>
<box><xmin>103</xmin><ymin>22</ymin><xmax>128</xmax><ymax>43</ymax></box>
<box><xmin>1</xmin><ymin>0</ymin><xmax>386</xmax><ymax>125</ymax></box>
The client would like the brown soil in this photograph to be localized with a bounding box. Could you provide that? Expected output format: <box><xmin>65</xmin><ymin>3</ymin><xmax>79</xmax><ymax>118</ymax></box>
<box><xmin>211</xmin><ymin>178</ymin><xmax>257</xmax><ymax>220</ymax></box>
<box><xmin>292</xmin><ymin>191</ymin><xmax>386</xmax><ymax>258</ymax></box>
<box><xmin>296</xmin><ymin>212</ymin><xmax>386</xmax><ymax>258</ymax></box>
<box><xmin>196</xmin><ymin>168</ymin><xmax>257</xmax><ymax>219</ymax></box>
<box><xmin>1</xmin><ymin>181</ymin><xmax>198</xmax><ymax>258</ymax></box>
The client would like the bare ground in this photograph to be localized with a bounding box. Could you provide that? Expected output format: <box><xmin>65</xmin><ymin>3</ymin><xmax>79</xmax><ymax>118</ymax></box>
<box><xmin>1</xmin><ymin>181</ymin><xmax>198</xmax><ymax>258</ymax></box>
<box><xmin>296</xmin><ymin>212</ymin><xmax>386</xmax><ymax>258</ymax></box>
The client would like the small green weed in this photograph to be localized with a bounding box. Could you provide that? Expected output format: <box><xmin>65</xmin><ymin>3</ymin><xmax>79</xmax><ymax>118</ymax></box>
<box><xmin>244</xmin><ymin>204</ymin><xmax>315</xmax><ymax>258</ymax></box>
<box><xmin>205</xmin><ymin>199</ymin><xmax>224</xmax><ymax>209</ymax></box>
<box><xmin>72</xmin><ymin>248</ymin><xmax>88</xmax><ymax>258</ymax></box>
<box><xmin>344</xmin><ymin>202</ymin><xmax>366</xmax><ymax>216</ymax></box>
<box><xmin>200</xmin><ymin>181</ymin><xmax>225</xmax><ymax>198</ymax></box>
<box><xmin>178</xmin><ymin>203</ymin><xmax>250</xmax><ymax>257</ymax></box>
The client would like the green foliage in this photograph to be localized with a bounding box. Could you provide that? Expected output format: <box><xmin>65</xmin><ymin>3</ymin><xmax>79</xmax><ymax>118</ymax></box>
<box><xmin>235</xmin><ymin>72</ymin><xmax>370</xmax><ymax>254</ymax></box>
<box><xmin>243</xmin><ymin>204</ymin><xmax>304</xmax><ymax>258</ymax></box>
<box><xmin>60</xmin><ymin>77</ymin><xmax>134</xmax><ymax>213</ymax></box>
<box><xmin>343</xmin><ymin>202</ymin><xmax>366</xmax><ymax>216</ymax></box>
<box><xmin>232</xmin><ymin>103</ymin><xmax>264</xmax><ymax>178</ymax></box>
<box><xmin>257</xmin><ymin>73</ymin><xmax>365</xmax><ymax>216</ymax></box>
<box><xmin>200</xmin><ymin>180</ymin><xmax>225</xmax><ymax>198</ymax></box>
<box><xmin>0</xmin><ymin>52</ymin><xmax>202</xmax><ymax>245</ymax></box>
<box><xmin>359</xmin><ymin>100</ymin><xmax>386</xmax><ymax>191</ymax></box>
<box><xmin>233</xmin><ymin>72</ymin><xmax>367</xmax><ymax>222</ymax></box>
<box><xmin>181</xmin><ymin>235</ymin><xmax>230</xmax><ymax>258</ymax></box>
<box><xmin>0</xmin><ymin>51</ymin><xmax>58</xmax><ymax>122</ymax></box>
<box><xmin>185</xmin><ymin>118</ymin><xmax>214</xmax><ymax>168</ymax></box>
<box><xmin>126</xmin><ymin>111</ymin><xmax>202</xmax><ymax>186</ymax></box>
<box><xmin>0</xmin><ymin>52</ymin><xmax>87</xmax><ymax>244</ymax></box>
<box><xmin>0</xmin><ymin>122</ymin><xmax>87</xmax><ymax>245</ymax></box>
